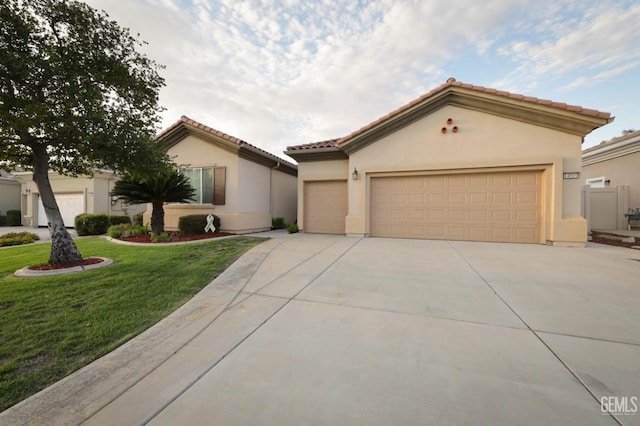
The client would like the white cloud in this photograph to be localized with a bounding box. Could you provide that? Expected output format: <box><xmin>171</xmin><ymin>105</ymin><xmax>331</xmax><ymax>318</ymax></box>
<box><xmin>494</xmin><ymin>1</ymin><xmax>640</xmax><ymax>92</ymax></box>
<box><xmin>81</xmin><ymin>0</ymin><xmax>640</xmax><ymax>157</ymax></box>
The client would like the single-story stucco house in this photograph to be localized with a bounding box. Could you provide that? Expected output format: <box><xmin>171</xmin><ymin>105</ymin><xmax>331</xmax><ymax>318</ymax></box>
<box><xmin>582</xmin><ymin>129</ymin><xmax>640</xmax><ymax>230</ymax></box>
<box><xmin>285</xmin><ymin>78</ymin><xmax>612</xmax><ymax>246</ymax></box>
<box><xmin>150</xmin><ymin>116</ymin><xmax>297</xmax><ymax>233</ymax></box>
<box><xmin>0</xmin><ymin>170</ymin><xmax>21</xmax><ymax>218</ymax></box>
<box><xmin>12</xmin><ymin>170</ymin><xmax>146</xmax><ymax>228</ymax></box>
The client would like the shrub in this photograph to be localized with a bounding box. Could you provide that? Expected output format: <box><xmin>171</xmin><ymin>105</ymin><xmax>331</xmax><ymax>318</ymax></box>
<box><xmin>107</xmin><ymin>224</ymin><xmax>149</xmax><ymax>239</ymax></box>
<box><xmin>0</xmin><ymin>231</ymin><xmax>40</xmax><ymax>247</ymax></box>
<box><xmin>7</xmin><ymin>210</ymin><xmax>21</xmax><ymax>226</ymax></box>
<box><xmin>271</xmin><ymin>217</ymin><xmax>286</xmax><ymax>230</ymax></box>
<box><xmin>179</xmin><ymin>214</ymin><xmax>221</xmax><ymax>236</ymax></box>
<box><xmin>108</xmin><ymin>215</ymin><xmax>131</xmax><ymax>226</ymax></box>
<box><xmin>0</xmin><ymin>215</ymin><xmax>6</xmax><ymax>226</ymax></box>
<box><xmin>151</xmin><ymin>232</ymin><xmax>172</xmax><ymax>243</ymax></box>
<box><xmin>74</xmin><ymin>214</ymin><xmax>109</xmax><ymax>235</ymax></box>
<box><xmin>287</xmin><ymin>223</ymin><xmax>299</xmax><ymax>234</ymax></box>
<box><xmin>107</xmin><ymin>223</ymin><xmax>130</xmax><ymax>238</ymax></box>
<box><xmin>132</xmin><ymin>212</ymin><xmax>144</xmax><ymax>226</ymax></box>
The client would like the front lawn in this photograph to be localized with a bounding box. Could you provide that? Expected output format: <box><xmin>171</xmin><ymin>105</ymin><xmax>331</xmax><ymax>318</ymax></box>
<box><xmin>0</xmin><ymin>236</ymin><xmax>265</xmax><ymax>412</ymax></box>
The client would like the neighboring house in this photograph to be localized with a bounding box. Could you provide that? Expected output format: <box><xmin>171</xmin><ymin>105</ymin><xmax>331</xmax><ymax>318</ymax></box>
<box><xmin>12</xmin><ymin>170</ymin><xmax>146</xmax><ymax>228</ymax></box>
<box><xmin>0</xmin><ymin>170</ymin><xmax>21</xmax><ymax>219</ymax></box>
<box><xmin>151</xmin><ymin>116</ymin><xmax>297</xmax><ymax>233</ymax></box>
<box><xmin>581</xmin><ymin>130</ymin><xmax>640</xmax><ymax>230</ymax></box>
<box><xmin>285</xmin><ymin>78</ymin><xmax>612</xmax><ymax>246</ymax></box>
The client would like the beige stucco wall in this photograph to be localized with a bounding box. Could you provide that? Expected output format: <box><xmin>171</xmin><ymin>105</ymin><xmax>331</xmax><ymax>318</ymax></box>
<box><xmin>336</xmin><ymin>105</ymin><xmax>586</xmax><ymax>245</ymax></box>
<box><xmin>271</xmin><ymin>169</ymin><xmax>298</xmax><ymax>225</ymax></box>
<box><xmin>165</xmin><ymin>134</ymin><xmax>241</xmax><ymax>212</ymax></box>
<box><xmin>583</xmin><ymin>151</ymin><xmax>640</xmax><ymax>210</ymax></box>
<box><xmin>0</xmin><ymin>178</ymin><xmax>21</xmax><ymax>215</ymax></box>
<box><xmin>295</xmin><ymin>159</ymin><xmax>349</xmax><ymax>231</ymax></box>
<box><xmin>154</xmin><ymin>135</ymin><xmax>297</xmax><ymax>233</ymax></box>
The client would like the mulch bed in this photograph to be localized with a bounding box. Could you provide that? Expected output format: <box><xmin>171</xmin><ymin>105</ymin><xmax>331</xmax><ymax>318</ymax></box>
<box><xmin>591</xmin><ymin>232</ymin><xmax>640</xmax><ymax>250</ymax></box>
<box><xmin>117</xmin><ymin>231</ymin><xmax>234</xmax><ymax>244</ymax></box>
<box><xmin>30</xmin><ymin>257</ymin><xmax>105</xmax><ymax>271</ymax></box>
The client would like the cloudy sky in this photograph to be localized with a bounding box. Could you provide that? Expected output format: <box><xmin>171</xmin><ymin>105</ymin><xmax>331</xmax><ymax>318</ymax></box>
<box><xmin>83</xmin><ymin>0</ymin><xmax>639</xmax><ymax>161</ymax></box>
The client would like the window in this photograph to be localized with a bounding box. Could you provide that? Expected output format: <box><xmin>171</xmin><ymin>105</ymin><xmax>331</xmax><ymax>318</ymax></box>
<box><xmin>182</xmin><ymin>167</ymin><xmax>226</xmax><ymax>205</ymax></box>
<box><xmin>585</xmin><ymin>176</ymin><xmax>606</xmax><ymax>188</ymax></box>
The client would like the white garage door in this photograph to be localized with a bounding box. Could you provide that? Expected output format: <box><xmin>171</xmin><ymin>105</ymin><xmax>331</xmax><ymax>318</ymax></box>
<box><xmin>38</xmin><ymin>193</ymin><xmax>85</xmax><ymax>227</ymax></box>
<box><xmin>304</xmin><ymin>180</ymin><xmax>348</xmax><ymax>234</ymax></box>
<box><xmin>370</xmin><ymin>170</ymin><xmax>542</xmax><ymax>243</ymax></box>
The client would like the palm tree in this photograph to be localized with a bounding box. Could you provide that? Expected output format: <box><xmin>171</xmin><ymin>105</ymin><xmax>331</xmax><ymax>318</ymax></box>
<box><xmin>110</xmin><ymin>169</ymin><xmax>195</xmax><ymax>234</ymax></box>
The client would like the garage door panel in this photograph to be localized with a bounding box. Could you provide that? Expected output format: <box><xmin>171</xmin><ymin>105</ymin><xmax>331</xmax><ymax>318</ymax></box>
<box><xmin>448</xmin><ymin>193</ymin><xmax>466</xmax><ymax>204</ymax></box>
<box><xmin>492</xmin><ymin>192</ymin><xmax>512</xmax><ymax>204</ymax></box>
<box><xmin>470</xmin><ymin>210</ymin><xmax>488</xmax><ymax>221</ymax></box>
<box><xmin>304</xmin><ymin>181</ymin><xmax>347</xmax><ymax>234</ymax></box>
<box><xmin>370</xmin><ymin>171</ymin><xmax>542</xmax><ymax>243</ymax></box>
<box><xmin>448</xmin><ymin>209</ymin><xmax>466</xmax><ymax>221</ymax></box>
<box><xmin>493</xmin><ymin>174</ymin><xmax>512</xmax><ymax>185</ymax></box>
<box><xmin>428</xmin><ymin>193</ymin><xmax>445</xmax><ymax>204</ymax></box>
<box><xmin>516</xmin><ymin>229</ymin><xmax>537</xmax><ymax>241</ymax></box>
<box><xmin>470</xmin><ymin>227</ymin><xmax>489</xmax><ymax>239</ymax></box>
<box><xmin>470</xmin><ymin>175</ymin><xmax>488</xmax><ymax>186</ymax></box>
<box><xmin>448</xmin><ymin>226</ymin><xmax>466</xmax><ymax>239</ymax></box>
<box><xmin>409</xmin><ymin>194</ymin><xmax>425</xmax><ymax>204</ymax></box>
<box><xmin>493</xmin><ymin>228</ymin><xmax>513</xmax><ymax>240</ymax></box>
<box><xmin>470</xmin><ymin>192</ymin><xmax>487</xmax><ymax>204</ymax></box>
<box><xmin>517</xmin><ymin>173</ymin><xmax>538</xmax><ymax>185</ymax></box>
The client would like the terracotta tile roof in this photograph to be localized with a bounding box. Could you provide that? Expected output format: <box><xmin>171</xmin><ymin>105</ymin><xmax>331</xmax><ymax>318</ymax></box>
<box><xmin>285</xmin><ymin>139</ymin><xmax>339</xmax><ymax>151</ymax></box>
<box><xmin>158</xmin><ymin>115</ymin><xmax>296</xmax><ymax>168</ymax></box>
<box><xmin>336</xmin><ymin>79</ymin><xmax>612</xmax><ymax>145</ymax></box>
<box><xmin>157</xmin><ymin>115</ymin><xmax>247</xmax><ymax>145</ymax></box>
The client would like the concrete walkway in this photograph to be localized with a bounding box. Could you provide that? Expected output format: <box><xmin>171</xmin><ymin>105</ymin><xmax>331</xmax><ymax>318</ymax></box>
<box><xmin>2</xmin><ymin>234</ymin><xmax>640</xmax><ymax>425</ymax></box>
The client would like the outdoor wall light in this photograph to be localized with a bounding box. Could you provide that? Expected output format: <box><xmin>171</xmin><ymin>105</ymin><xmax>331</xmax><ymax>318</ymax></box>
<box><xmin>352</xmin><ymin>167</ymin><xmax>359</xmax><ymax>180</ymax></box>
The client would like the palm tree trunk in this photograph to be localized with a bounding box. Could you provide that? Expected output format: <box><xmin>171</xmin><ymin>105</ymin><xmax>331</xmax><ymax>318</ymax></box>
<box><xmin>32</xmin><ymin>145</ymin><xmax>83</xmax><ymax>265</ymax></box>
<box><xmin>150</xmin><ymin>200</ymin><xmax>165</xmax><ymax>235</ymax></box>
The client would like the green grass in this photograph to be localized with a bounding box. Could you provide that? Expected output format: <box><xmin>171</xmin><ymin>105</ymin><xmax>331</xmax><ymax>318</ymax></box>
<box><xmin>0</xmin><ymin>236</ymin><xmax>265</xmax><ymax>412</ymax></box>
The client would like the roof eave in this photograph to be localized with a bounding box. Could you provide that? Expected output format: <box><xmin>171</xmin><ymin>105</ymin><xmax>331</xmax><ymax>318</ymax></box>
<box><xmin>582</xmin><ymin>132</ymin><xmax>640</xmax><ymax>166</ymax></box>
<box><xmin>284</xmin><ymin>147</ymin><xmax>348</xmax><ymax>162</ymax></box>
<box><xmin>239</xmin><ymin>144</ymin><xmax>298</xmax><ymax>176</ymax></box>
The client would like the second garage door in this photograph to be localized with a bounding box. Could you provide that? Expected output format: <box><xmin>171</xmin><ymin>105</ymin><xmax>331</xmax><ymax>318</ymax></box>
<box><xmin>370</xmin><ymin>170</ymin><xmax>542</xmax><ymax>243</ymax></box>
<box><xmin>304</xmin><ymin>180</ymin><xmax>348</xmax><ymax>234</ymax></box>
<box><xmin>38</xmin><ymin>193</ymin><xmax>85</xmax><ymax>227</ymax></box>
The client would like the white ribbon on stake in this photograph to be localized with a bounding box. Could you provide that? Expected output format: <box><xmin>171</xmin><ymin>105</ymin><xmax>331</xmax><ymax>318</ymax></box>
<box><xmin>204</xmin><ymin>214</ymin><xmax>217</xmax><ymax>233</ymax></box>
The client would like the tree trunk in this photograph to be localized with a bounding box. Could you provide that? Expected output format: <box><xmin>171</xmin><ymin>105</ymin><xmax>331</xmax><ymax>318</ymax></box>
<box><xmin>32</xmin><ymin>145</ymin><xmax>83</xmax><ymax>265</ymax></box>
<box><xmin>150</xmin><ymin>200</ymin><xmax>164</xmax><ymax>235</ymax></box>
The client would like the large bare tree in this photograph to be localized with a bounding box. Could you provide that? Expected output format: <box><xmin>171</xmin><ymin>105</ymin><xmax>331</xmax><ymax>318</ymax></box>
<box><xmin>0</xmin><ymin>0</ymin><xmax>165</xmax><ymax>264</ymax></box>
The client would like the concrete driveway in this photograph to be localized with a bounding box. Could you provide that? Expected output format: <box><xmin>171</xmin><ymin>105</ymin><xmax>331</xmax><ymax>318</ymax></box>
<box><xmin>3</xmin><ymin>234</ymin><xmax>640</xmax><ymax>425</ymax></box>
